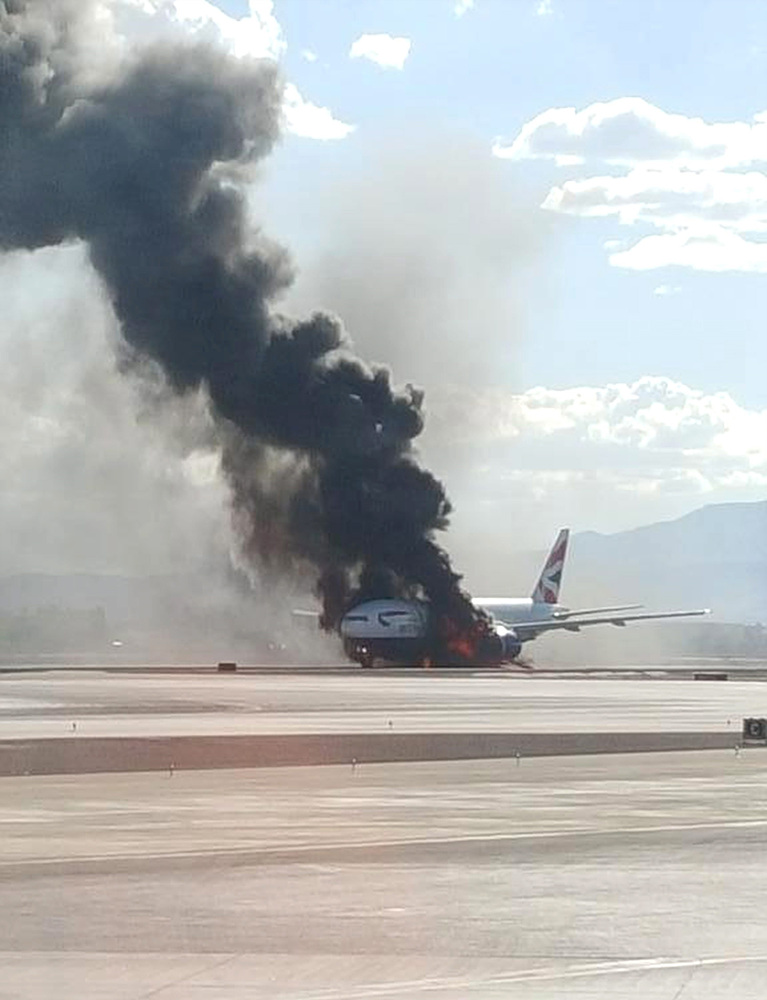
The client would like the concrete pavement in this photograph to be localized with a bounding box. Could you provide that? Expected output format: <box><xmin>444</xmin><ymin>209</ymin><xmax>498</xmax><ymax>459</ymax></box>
<box><xmin>2</xmin><ymin>669</ymin><xmax>767</xmax><ymax>998</ymax></box>
<box><xmin>1</xmin><ymin>671</ymin><xmax>764</xmax><ymax>738</ymax></box>
<box><xmin>2</xmin><ymin>751</ymin><xmax>767</xmax><ymax>998</ymax></box>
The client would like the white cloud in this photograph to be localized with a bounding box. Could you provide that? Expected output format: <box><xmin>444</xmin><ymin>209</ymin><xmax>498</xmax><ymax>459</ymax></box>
<box><xmin>114</xmin><ymin>1</ymin><xmax>353</xmax><ymax>140</ymax></box>
<box><xmin>653</xmin><ymin>284</ymin><xmax>681</xmax><ymax>296</ymax></box>
<box><xmin>428</xmin><ymin>376</ymin><xmax>767</xmax><ymax>495</ymax></box>
<box><xmin>610</xmin><ymin>229</ymin><xmax>767</xmax><ymax>273</ymax></box>
<box><xmin>349</xmin><ymin>33</ymin><xmax>412</xmax><ymax>70</ymax></box>
<box><xmin>536</xmin><ymin>0</ymin><xmax>553</xmax><ymax>15</ymax></box>
<box><xmin>543</xmin><ymin>168</ymin><xmax>767</xmax><ymax>234</ymax></box>
<box><xmin>454</xmin><ymin>0</ymin><xmax>475</xmax><ymax>16</ymax></box>
<box><xmin>497</xmin><ymin>97</ymin><xmax>767</xmax><ymax>272</ymax></box>
<box><xmin>494</xmin><ymin>97</ymin><xmax>767</xmax><ymax>168</ymax></box>
<box><xmin>301</xmin><ymin>49</ymin><xmax>318</xmax><ymax>62</ymax></box>
<box><xmin>115</xmin><ymin>0</ymin><xmax>285</xmax><ymax>60</ymax></box>
<box><xmin>282</xmin><ymin>83</ymin><xmax>355</xmax><ymax>140</ymax></box>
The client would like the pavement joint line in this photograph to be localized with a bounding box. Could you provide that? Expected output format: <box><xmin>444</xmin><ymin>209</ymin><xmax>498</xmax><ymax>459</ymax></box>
<box><xmin>3</xmin><ymin>816</ymin><xmax>767</xmax><ymax>873</ymax></box>
<box><xmin>287</xmin><ymin>953</ymin><xmax>767</xmax><ymax>1000</ymax></box>
<box><xmin>136</xmin><ymin>954</ymin><xmax>239</xmax><ymax>1000</ymax></box>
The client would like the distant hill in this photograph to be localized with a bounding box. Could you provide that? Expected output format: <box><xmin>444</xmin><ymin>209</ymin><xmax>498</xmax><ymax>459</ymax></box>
<box><xmin>573</xmin><ymin>500</ymin><xmax>767</xmax><ymax>566</ymax></box>
<box><xmin>564</xmin><ymin>500</ymin><xmax>767</xmax><ymax>623</ymax></box>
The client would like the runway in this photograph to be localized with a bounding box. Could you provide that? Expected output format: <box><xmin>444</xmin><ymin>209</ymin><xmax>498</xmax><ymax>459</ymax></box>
<box><xmin>2</xmin><ymin>667</ymin><xmax>766</xmax><ymax>997</ymax></box>
<box><xmin>0</xmin><ymin>669</ymin><xmax>762</xmax><ymax>738</ymax></box>
<box><xmin>2</xmin><ymin>752</ymin><xmax>767</xmax><ymax>998</ymax></box>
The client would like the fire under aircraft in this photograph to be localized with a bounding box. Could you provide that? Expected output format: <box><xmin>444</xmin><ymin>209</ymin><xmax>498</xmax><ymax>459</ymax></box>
<box><xmin>338</xmin><ymin>529</ymin><xmax>709</xmax><ymax>667</ymax></box>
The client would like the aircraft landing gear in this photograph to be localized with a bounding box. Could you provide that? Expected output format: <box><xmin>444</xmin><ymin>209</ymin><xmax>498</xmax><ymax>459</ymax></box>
<box><xmin>343</xmin><ymin>639</ymin><xmax>373</xmax><ymax>668</ymax></box>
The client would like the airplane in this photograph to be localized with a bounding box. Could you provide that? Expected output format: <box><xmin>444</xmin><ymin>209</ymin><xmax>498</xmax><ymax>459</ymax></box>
<box><xmin>338</xmin><ymin>529</ymin><xmax>710</xmax><ymax>668</ymax></box>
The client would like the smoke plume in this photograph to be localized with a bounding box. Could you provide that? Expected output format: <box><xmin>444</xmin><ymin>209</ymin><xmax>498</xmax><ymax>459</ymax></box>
<box><xmin>0</xmin><ymin>0</ymin><xmax>485</xmax><ymax>654</ymax></box>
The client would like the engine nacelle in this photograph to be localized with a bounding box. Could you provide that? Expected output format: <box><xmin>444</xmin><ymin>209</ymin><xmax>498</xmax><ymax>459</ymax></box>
<box><xmin>475</xmin><ymin>626</ymin><xmax>523</xmax><ymax>665</ymax></box>
<box><xmin>497</xmin><ymin>627</ymin><xmax>522</xmax><ymax>662</ymax></box>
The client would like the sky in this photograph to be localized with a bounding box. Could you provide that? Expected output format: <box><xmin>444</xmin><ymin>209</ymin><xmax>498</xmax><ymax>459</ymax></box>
<box><xmin>2</xmin><ymin>0</ymin><xmax>766</xmax><ymax>584</ymax></box>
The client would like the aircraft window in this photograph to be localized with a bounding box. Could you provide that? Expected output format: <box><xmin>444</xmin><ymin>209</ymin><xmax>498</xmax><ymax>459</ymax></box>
<box><xmin>344</xmin><ymin>614</ymin><xmax>368</xmax><ymax>622</ymax></box>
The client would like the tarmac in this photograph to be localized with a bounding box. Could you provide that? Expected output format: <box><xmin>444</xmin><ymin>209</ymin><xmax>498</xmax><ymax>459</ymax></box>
<box><xmin>0</xmin><ymin>669</ymin><xmax>762</xmax><ymax>737</ymax></box>
<box><xmin>1</xmin><ymin>667</ymin><xmax>766</xmax><ymax>998</ymax></box>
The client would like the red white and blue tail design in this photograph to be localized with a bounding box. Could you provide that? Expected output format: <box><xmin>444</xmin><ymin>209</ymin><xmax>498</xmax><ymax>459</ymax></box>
<box><xmin>531</xmin><ymin>528</ymin><xmax>569</xmax><ymax>605</ymax></box>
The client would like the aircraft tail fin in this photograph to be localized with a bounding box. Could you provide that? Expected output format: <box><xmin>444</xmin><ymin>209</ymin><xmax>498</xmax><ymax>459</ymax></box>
<box><xmin>531</xmin><ymin>528</ymin><xmax>569</xmax><ymax>604</ymax></box>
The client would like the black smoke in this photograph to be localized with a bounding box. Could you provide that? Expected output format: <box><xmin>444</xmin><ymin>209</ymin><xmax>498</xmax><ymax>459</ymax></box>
<box><xmin>0</xmin><ymin>0</ymin><xmax>484</xmax><ymax>655</ymax></box>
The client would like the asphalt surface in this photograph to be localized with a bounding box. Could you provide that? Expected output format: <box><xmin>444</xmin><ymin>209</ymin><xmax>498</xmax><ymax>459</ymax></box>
<box><xmin>1</xmin><ymin>670</ymin><xmax>764</xmax><ymax>737</ymax></box>
<box><xmin>2</xmin><ymin>668</ymin><xmax>767</xmax><ymax>998</ymax></box>
<box><xmin>0</xmin><ymin>730</ymin><xmax>737</xmax><ymax>777</ymax></box>
<box><xmin>2</xmin><ymin>752</ymin><xmax>767</xmax><ymax>998</ymax></box>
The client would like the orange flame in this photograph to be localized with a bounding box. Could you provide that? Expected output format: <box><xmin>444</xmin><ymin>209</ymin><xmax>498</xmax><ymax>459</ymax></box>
<box><xmin>440</xmin><ymin>616</ymin><xmax>490</xmax><ymax>663</ymax></box>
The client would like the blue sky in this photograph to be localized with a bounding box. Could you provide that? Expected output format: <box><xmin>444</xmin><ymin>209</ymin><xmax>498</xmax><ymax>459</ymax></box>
<box><xmin>244</xmin><ymin>0</ymin><xmax>767</xmax><ymax>405</ymax></box>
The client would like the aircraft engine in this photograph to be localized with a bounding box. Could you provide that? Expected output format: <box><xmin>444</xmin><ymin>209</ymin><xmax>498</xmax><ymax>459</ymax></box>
<box><xmin>497</xmin><ymin>627</ymin><xmax>522</xmax><ymax>662</ymax></box>
<box><xmin>476</xmin><ymin>626</ymin><xmax>523</xmax><ymax>664</ymax></box>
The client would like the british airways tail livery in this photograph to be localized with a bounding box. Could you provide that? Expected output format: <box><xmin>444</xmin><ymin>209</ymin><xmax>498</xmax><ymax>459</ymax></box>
<box><xmin>530</xmin><ymin>528</ymin><xmax>568</xmax><ymax>605</ymax></box>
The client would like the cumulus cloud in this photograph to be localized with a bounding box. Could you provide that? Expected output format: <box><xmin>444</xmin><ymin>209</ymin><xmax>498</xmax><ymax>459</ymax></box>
<box><xmin>497</xmin><ymin>97</ymin><xmax>767</xmax><ymax>272</ymax></box>
<box><xmin>454</xmin><ymin>0</ymin><xmax>475</xmax><ymax>16</ymax></box>
<box><xmin>282</xmin><ymin>83</ymin><xmax>355</xmax><ymax>140</ymax></box>
<box><xmin>114</xmin><ymin>0</ymin><xmax>353</xmax><ymax>139</ymax></box>
<box><xmin>349</xmin><ymin>33</ymin><xmax>412</xmax><ymax>70</ymax></box>
<box><xmin>494</xmin><ymin>98</ymin><xmax>767</xmax><ymax>168</ymax></box>
<box><xmin>536</xmin><ymin>0</ymin><xmax>553</xmax><ymax>15</ymax></box>
<box><xmin>115</xmin><ymin>0</ymin><xmax>285</xmax><ymax>60</ymax></box>
<box><xmin>426</xmin><ymin>376</ymin><xmax>767</xmax><ymax>490</ymax></box>
<box><xmin>610</xmin><ymin>228</ymin><xmax>767</xmax><ymax>273</ymax></box>
<box><xmin>544</xmin><ymin>168</ymin><xmax>767</xmax><ymax>233</ymax></box>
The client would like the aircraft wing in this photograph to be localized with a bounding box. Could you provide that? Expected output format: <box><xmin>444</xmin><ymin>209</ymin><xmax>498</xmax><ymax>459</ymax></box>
<box><xmin>550</xmin><ymin>604</ymin><xmax>642</xmax><ymax>619</ymax></box>
<box><xmin>508</xmin><ymin>607</ymin><xmax>710</xmax><ymax>640</ymax></box>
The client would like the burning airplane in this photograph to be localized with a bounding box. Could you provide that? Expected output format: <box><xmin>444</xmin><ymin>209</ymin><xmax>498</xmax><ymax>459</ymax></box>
<box><xmin>339</xmin><ymin>529</ymin><xmax>709</xmax><ymax>667</ymax></box>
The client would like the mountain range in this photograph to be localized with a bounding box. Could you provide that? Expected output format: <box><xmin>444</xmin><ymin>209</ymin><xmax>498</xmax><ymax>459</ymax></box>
<box><xmin>565</xmin><ymin>500</ymin><xmax>766</xmax><ymax>623</ymax></box>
